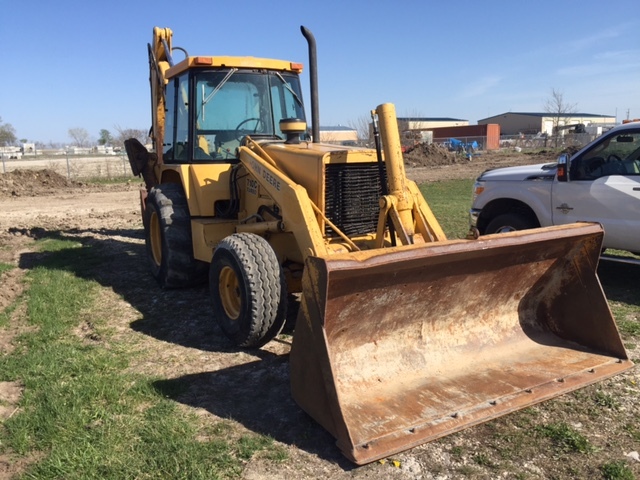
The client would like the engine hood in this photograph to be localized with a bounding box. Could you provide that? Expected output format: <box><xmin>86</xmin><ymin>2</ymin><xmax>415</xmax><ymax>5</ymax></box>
<box><xmin>478</xmin><ymin>162</ymin><xmax>557</xmax><ymax>182</ymax></box>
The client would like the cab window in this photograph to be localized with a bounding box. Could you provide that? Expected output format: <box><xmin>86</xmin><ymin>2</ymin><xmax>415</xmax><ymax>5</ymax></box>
<box><xmin>572</xmin><ymin>130</ymin><xmax>640</xmax><ymax>180</ymax></box>
<box><xmin>162</xmin><ymin>73</ymin><xmax>189</xmax><ymax>163</ymax></box>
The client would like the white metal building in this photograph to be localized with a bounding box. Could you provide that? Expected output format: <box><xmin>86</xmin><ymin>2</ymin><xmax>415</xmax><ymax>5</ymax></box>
<box><xmin>397</xmin><ymin>117</ymin><xmax>469</xmax><ymax>130</ymax></box>
<box><xmin>478</xmin><ymin>112</ymin><xmax>616</xmax><ymax>136</ymax></box>
<box><xmin>319</xmin><ymin>126</ymin><xmax>358</xmax><ymax>145</ymax></box>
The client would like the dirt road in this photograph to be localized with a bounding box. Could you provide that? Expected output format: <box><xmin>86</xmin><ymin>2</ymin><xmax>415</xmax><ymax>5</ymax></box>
<box><xmin>1</xmin><ymin>156</ymin><xmax>638</xmax><ymax>479</ymax></box>
<box><xmin>1</xmin><ymin>154</ymin><xmax>130</xmax><ymax>180</ymax></box>
<box><xmin>0</xmin><ymin>189</ymin><xmax>139</xmax><ymax>232</ymax></box>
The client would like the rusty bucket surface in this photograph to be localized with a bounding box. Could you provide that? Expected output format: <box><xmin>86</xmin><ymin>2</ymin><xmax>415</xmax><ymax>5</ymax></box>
<box><xmin>289</xmin><ymin>223</ymin><xmax>632</xmax><ymax>465</ymax></box>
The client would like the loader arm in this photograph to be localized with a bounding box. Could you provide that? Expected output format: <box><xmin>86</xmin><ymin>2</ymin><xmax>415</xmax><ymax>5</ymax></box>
<box><xmin>238</xmin><ymin>144</ymin><xmax>329</xmax><ymax>259</ymax></box>
<box><xmin>125</xmin><ymin>27</ymin><xmax>174</xmax><ymax>194</ymax></box>
<box><xmin>375</xmin><ymin>103</ymin><xmax>447</xmax><ymax>245</ymax></box>
<box><xmin>149</xmin><ymin>27</ymin><xmax>174</xmax><ymax>159</ymax></box>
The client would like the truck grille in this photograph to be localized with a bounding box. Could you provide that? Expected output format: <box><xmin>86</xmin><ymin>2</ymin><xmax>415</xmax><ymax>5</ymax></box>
<box><xmin>324</xmin><ymin>163</ymin><xmax>386</xmax><ymax>237</ymax></box>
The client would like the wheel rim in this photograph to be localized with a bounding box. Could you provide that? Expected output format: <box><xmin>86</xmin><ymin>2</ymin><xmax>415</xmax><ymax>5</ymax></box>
<box><xmin>495</xmin><ymin>225</ymin><xmax>517</xmax><ymax>233</ymax></box>
<box><xmin>219</xmin><ymin>266</ymin><xmax>241</xmax><ymax>320</ymax></box>
<box><xmin>149</xmin><ymin>211</ymin><xmax>162</xmax><ymax>267</ymax></box>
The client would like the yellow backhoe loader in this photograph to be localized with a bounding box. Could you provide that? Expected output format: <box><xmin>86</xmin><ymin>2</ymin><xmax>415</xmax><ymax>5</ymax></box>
<box><xmin>125</xmin><ymin>26</ymin><xmax>632</xmax><ymax>464</ymax></box>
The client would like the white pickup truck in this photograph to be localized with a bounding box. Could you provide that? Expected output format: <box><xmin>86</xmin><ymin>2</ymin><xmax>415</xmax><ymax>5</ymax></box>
<box><xmin>470</xmin><ymin>122</ymin><xmax>640</xmax><ymax>254</ymax></box>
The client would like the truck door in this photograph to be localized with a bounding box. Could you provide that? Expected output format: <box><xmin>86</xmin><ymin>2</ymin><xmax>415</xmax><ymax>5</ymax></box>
<box><xmin>551</xmin><ymin>128</ymin><xmax>640</xmax><ymax>251</ymax></box>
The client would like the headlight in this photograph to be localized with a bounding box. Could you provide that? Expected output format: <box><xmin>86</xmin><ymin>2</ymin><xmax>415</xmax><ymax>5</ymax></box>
<box><xmin>472</xmin><ymin>181</ymin><xmax>485</xmax><ymax>201</ymax></box>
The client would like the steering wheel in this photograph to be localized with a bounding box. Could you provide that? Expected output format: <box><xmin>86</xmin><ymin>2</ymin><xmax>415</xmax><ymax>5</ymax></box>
<box><xmin>606</xmin><ymin>154</ymin><xmax>622</xmax><ymax>162</ymax></box>
<box><xmin>234</xmin><ymin>118</ymin><xmax>264</xmax><ymax>141</ymax></box>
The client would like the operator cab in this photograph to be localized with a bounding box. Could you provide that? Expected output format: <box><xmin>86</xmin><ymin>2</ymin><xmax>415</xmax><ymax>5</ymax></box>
<box><xmin>162</xmin><ymin>67</ymin><xmax>307</xmax><ymax>163</ymax></box>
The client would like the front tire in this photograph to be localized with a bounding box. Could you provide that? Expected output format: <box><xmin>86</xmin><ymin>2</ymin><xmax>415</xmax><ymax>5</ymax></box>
<box><xmin>145</xmin><ymin>183</ymin><xmax>207</xmax><ymax>288</ymax></box>
<box><xmin>485</xmin><ymin>213</ymin><xmax>538</xmax><ymax>234</ymax></box>
<box><xmin>210</xmin><ymin>233</ymin><xmax>287</xmax><ymax>348</ymax></box>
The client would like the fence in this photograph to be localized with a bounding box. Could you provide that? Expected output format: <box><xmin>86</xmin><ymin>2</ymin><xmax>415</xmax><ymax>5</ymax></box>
<box><xmin>497</xmin><ymin>133</ymin><xmax>597</xmax><ymax>151</ymax></box>
<box><xmin>0</xmin><ymin>133</ymin><xmax>602</xmax><ymax>179</ymax></box>
<box><xmin>426</xmin><ymin>132</ymin><xmax>599</xmax><ymax>153</ymax></box>
<box><xmin>0</xmin><ymin>153</ymin><xmax>133</xmax><ymax>180</ymax></box>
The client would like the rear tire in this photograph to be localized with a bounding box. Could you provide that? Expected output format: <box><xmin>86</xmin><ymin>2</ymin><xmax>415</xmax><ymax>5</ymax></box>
<box><xmin>210</xmin><ymin>233</ymin><xmax>287</xmax><ymax>348</ymax></box>
<box><xmin>145</xmin><ymin>183</ymin><xmax>208</xmax><ymax>288</ymax></box>
<box><xmin>485</xmin><ymin>213</ymin><xmax>537</xmax><ymax>234</ymax></box>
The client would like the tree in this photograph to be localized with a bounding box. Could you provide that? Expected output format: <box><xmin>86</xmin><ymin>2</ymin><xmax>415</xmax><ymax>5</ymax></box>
<box><xmin>348</xmin><ymin>115</ymin><xmax>372</xmax><ymax>145</ymax></box>
<box><xmin>98</xmin><ymin>129</ymin><xmax>113</xmax><ymax>146</ymax></box>
<box><xmin>68</xmin><ymin>127</ymin><xmax>91</xmax><ymax>147</ymax></box>
<box><xmin>112</xmin><ymin>125</ymin><xmax>149</xmax><ymax>148</ymax></box>
<box><xmin>544</xmin><ymin>88</ymin><xmax>578</xmax><ymax>146</ymax></box>
<box><xmin>0</xmin><ymin>117</ymin><xmax>17</xmax><ymax>147</ymax></box>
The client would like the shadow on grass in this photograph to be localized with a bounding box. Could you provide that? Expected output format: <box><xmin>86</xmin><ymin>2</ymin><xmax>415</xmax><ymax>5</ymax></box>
<box><xmin>152</xmin><ymin>362</ymin><xmax>354</xmax><ymax>467</ymax></box>
<box><xmin>14</xmin><ymin>225</ymin><xmax>229</xmax><ymax>353</ymax></box>
<box><xmin>598</xmin><ymin>260</ymin><xmax>640</xmax><ymax>306</ymax></box>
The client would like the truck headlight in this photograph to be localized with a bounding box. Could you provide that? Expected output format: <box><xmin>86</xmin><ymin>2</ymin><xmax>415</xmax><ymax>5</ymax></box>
<box><xmin>472</xmin><ymin>181</ymin><xmax>485</xmax><ymax>201</ymax></box>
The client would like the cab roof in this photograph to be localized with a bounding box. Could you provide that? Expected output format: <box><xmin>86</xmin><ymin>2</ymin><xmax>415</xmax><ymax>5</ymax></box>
<box><xmin>166</xmin><ymin>56</ymin><xmax>303</xmax><ymax>78</ymax></box>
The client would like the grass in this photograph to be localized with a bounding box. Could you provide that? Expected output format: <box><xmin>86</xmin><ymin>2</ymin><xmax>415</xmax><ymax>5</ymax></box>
<box><xmin>593</xmin><ymin>390</ymin><xmax>619</xmax><ymax>410</ymax></box>
<box><xmin>0</xmin><ymin>262</ymin><xmax>18</xmax><ymax>327</ymax></box>
<box><xmin>0</xmin><ymin>262</ymin><xmax>13</xmax><ymax>276</ymax></box>
<box><xmin>0</xmin><ymin>239</ymin><xmax>285</xmax><ymax>479</ymax></box>
<box><xmin>419</xmin><ymin>179</ymin><xmax>475</xmax><ymax>239</ymax></box>
<box><xmin>534</xmin><ymin>422</ymin><xmax>593</xmax><ymax>454</ymax></box>
<box><xmin>472</xmin><ymin>453</ymin><xmax>496</xmax><ymax>468</ymax></box>
<box><xmin>0</xmin><ymin>307</ymin><xmax>15</xmax><ymax>328</ymax></box>
<box><xmin>624</xmin><ymin>423</ymin><xmax>640</xmax><ymax>442</ymax></box>
<box><xmin>618</xmin><ymin>316</ymin><xmax>640</xmax><ymax>338</ymax></box>
<box><xmin>601</xmin><ymin>460</ymin><xmax>635</xmax><ymax>480</ymax></box>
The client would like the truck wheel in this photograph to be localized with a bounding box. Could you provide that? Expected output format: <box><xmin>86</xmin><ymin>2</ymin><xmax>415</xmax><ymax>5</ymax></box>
<box><xmin>485</xmin><ymin>213</ymin><xmax>537</xmax><ymax>234</ymax></box>
<box><xmin>145</xmin><ymin>183</ymin><xmax>208</xmax><ymax>288</ymax></box>
<box><xmin>210</xmin><ymin>233</ymin><xmax>287</xmax><ymax>348</ymax></box>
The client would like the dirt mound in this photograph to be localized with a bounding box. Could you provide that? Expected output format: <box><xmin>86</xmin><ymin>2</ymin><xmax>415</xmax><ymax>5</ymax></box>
<box><xmin>0</xmin><ymin>169</ymin><xmax>83</xmax><ymax>197</ymax></box>
<box><xmin>403</xmin><ymin>143</ymin><xmax>460</xmax><ymax>167</ymax></box>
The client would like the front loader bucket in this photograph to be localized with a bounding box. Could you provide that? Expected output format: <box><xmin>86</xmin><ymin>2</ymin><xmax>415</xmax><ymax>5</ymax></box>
<box><xmin>289</xmin><ymin>223</ymin><xmax>632</xmax><ymax>465</ymax></box>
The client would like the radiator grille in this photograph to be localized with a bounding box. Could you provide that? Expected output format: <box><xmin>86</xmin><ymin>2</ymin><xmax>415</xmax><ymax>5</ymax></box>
<box><xmin>324</xmin><ymin>163</ymin><xmax>386</xmax><ymax>237</ymax></box>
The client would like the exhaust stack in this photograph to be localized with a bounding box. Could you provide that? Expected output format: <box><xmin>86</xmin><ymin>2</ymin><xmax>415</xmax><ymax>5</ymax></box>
<box><xmin>300</xmin><ymin>26</ymin><xmax>319</xmax><ymax>143</ymax></box>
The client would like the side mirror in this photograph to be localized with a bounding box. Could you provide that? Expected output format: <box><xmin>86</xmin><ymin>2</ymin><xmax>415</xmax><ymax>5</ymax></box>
<box><xmin>557</xmin><ymin>153</ymin><xmax>569</xmax><ymax>182</ymax></box>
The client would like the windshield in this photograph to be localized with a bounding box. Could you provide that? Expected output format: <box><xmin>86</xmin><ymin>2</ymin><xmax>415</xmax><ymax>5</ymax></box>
<box><xmin>193</xmin><ymin>69</ymin><xmax>306</xmax><ymax>158</ymax></box>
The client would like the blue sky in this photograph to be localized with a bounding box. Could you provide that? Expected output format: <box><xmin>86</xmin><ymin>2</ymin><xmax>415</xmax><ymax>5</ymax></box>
<box><xmin>2</xmin><ymin>0</ymin><xmax>639</xmax><ymax>145</ymax></box>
